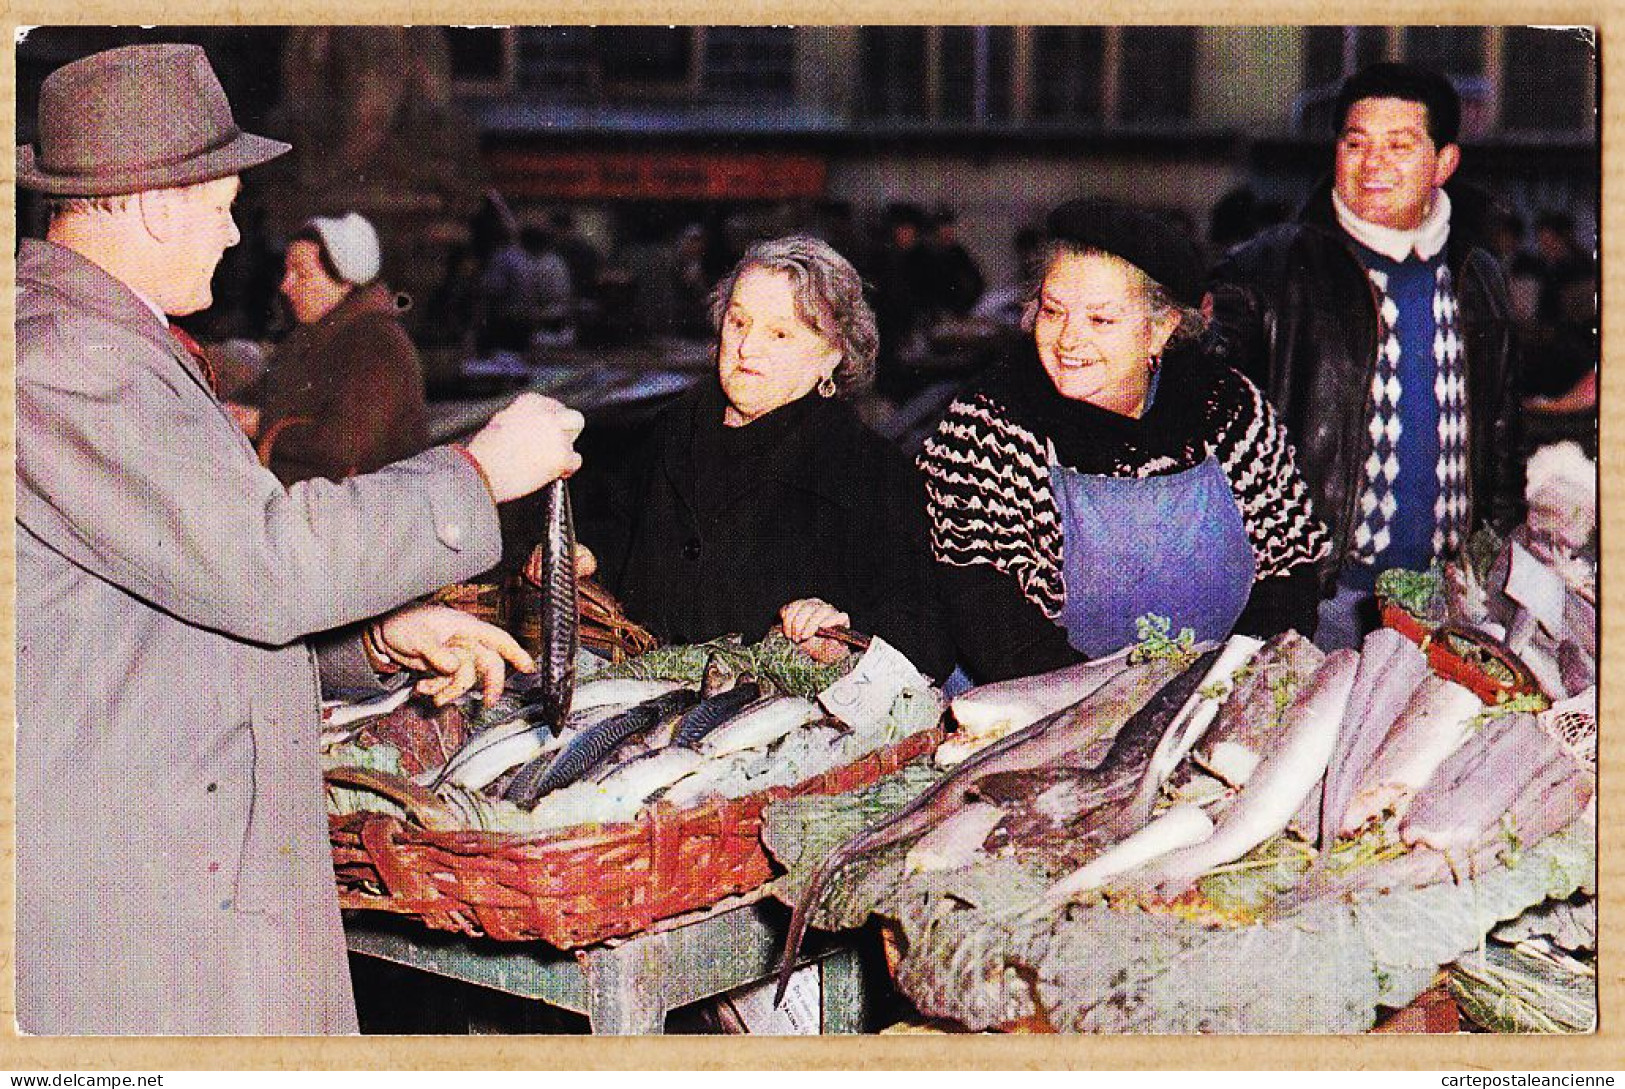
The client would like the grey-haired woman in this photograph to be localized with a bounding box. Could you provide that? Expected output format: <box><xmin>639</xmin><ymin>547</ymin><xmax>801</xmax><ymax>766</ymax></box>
<box><xmin>564</xmin><ymin>235</ymin><xmax>949</xmax><ymax>674</ymax></box>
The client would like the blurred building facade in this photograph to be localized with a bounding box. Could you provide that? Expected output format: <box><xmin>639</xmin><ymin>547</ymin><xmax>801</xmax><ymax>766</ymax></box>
<box><xmin>17</xmin><ymin>25</ymin><xmax>1598</xmax><ymax>334</ymax></box>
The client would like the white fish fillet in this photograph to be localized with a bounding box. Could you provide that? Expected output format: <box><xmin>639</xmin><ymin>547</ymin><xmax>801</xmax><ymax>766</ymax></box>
<box><xmin>698</xmin><ymin>697</ymin><xmax>824</xmax><ymax>757</ymax></box>
<box><xmin>1115</xmin><ymin>634</ymin><xmax>1264</xmax><ymax>829</ymax></box>
<box><xmin>904</xmin><ymin>802</ymin><xmax>1006</xmax><ymax>874</ymax></box>
<box><xmin>1045</xmin><ymin>805</ymin><xmax>1215</xmax><ymax>901</ymax></box>
<box><xmin>590</xmin><ymin>746</ymin><xmax>705</xmax><ymax>799</ymax></box>
<box><xmin>572</xmin><ymin>678</ymin><xmax>686</xmax><ymax>712</ymax></box>
<box><xmin>443</xmin><ymin>726</ymin><xmax>563</xmax><ymax>791</ymax></box>
<box><xmin>1143</xmin><ymin>650</ymin><xmax>1359</xmax><ymax>894</ymax></box>
<box><xmin>1340</xmin><ymin>675</ymin><xmax>1483</xmax><ymax>833</ymax></box>
<box><xmin>944</xmin><ymin>647</ymin><xmax>1136</xmax><ymax>763</ymax></box>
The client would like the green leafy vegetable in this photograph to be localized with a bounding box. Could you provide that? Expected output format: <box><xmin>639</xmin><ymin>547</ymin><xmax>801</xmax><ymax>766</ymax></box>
<box><xmin>1375</xmin><ymin>566</ymin><xmax>1445</xmax><ymax>621</ymax></box>
<box><xmin>1130</xmin><ymin>614</ymin><xmax>1198</xmax><ymax>666</ymax></box>
<box><xmin>591</xmin><ymin>631</ymin><xmax>850</xmax><ymax>697</ymax></box>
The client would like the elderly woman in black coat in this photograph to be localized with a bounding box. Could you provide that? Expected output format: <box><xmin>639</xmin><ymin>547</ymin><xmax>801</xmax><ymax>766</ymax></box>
<box><xmin>561</xmin><ymin>235</ymin><xmax>949</xmax><ymax>675</ymax></box>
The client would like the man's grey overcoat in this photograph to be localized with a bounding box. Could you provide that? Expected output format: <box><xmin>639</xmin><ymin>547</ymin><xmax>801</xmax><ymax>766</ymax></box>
<box><xmin>15</xmin><ymin>239</ymin><xmax>502</xmax><ymax>1035</ymax></box>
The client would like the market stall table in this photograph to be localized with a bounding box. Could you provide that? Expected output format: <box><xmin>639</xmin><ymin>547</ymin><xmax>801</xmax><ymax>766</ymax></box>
<box><xmin>344</xmin><ymin>896</ymin><xmax>866</xmax><ymax>1035</ymax></box>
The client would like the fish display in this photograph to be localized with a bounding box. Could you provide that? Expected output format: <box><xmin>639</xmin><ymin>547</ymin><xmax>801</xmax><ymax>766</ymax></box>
<box><xmin>773</xmin><ymin>648</ymin><xmax>1204</xmax><ymax>1003</ymax></box>
<box><xmin>1398</xmin><ymin>714</ymin><xmax>1562</xmax><ymax>853</ymax></box>
<box><xmin>504</xmin><ymin>688</ymin><xmax>700</xmax><ymax>807</ymax></box>
<box><xmin>982</xmin><ymin>646</ymin><xmax>1224</xmax><ymax>852</ymax></box>
<box><xmin>941</xmin><ymin>648</ymin><xmax>1137</xmax><ymax>765</ymax></box>
<box><xmin>673</xmin><ymin>682</ymin><xmax>765</xmax><ymax>747</ymax></box>
<box><xmin>1339</xmin><ymin>675</ymin><xmax>1483</xmax><ymax>833</ymax></box>
<box><xmin>1315</xmin><ymin>628</ymin><xmax>1432</xmax><ymax>850</ymax></box>
<box><xmin>1130</xmin><ymin>650</ymin><xmax>1358</xmax><ymax>895</ymax></box>
<box><xmin>1192</xmin><ymin>631</ymin><xmax>1325</xmax><ymax>787</ymax></box>
<box><xmin>698</xmin><ymin>696</ymin><xmax>825</xmax><ymax>757</ymax></box>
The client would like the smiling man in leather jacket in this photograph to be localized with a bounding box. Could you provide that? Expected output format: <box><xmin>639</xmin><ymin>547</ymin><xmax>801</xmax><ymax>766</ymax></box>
<box><xmin>1207</xmin><ymin>62</ymin><xmax>1523</xmax><ymax>649</ymax></box>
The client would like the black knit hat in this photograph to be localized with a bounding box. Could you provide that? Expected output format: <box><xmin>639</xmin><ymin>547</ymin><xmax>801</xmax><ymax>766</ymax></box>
<box><xmin>1043</xmin><ymin>199</ymin><xmax>1204</xmax><ymax>308</ymax></box>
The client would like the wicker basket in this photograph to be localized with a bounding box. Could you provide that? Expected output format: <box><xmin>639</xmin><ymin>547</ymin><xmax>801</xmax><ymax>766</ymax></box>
<box><xmin>1379</xmin><ymin>601</ymin><xmax>1542</xmax><ymax>703</ymax></box>
<box><xmin>328</xmin><ymin>709</ymin><xmax>943</xmax><ymax>948</ymax></box>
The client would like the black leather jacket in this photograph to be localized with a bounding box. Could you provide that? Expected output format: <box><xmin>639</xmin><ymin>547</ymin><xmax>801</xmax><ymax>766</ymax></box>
<box><xmin>1207</xmin><ymin>182</ymin><xmax>1524</xmax><ymax>591</ymax></box>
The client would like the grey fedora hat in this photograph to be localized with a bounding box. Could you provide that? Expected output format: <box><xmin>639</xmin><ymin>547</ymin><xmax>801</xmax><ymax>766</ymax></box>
<box><xmin>18</xmin><ymin>43</ymin><xmax>290</xmax><ymax>196</ymax></box>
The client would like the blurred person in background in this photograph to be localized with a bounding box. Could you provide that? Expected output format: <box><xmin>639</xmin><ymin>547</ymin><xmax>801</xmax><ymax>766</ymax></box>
<box><xmin>923</xmin><ymin>206</ymin><xmax>986</xmax><ymax>317</ymax></box>
<box><xmin>238</xmin><ymin>212</ymin><xmax>430</xmax><ymax>484</ymax></box>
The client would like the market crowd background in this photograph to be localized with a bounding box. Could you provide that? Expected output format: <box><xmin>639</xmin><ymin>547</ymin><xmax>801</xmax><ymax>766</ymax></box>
<box><xmin>12</xmin><ymin>23</ymin><xmax>1599</xmax><ymax>1033</ymax></box>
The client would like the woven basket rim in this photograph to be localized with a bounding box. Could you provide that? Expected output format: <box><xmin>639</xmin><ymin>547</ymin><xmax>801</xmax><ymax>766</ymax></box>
<box><xmin>328</xmin><ymin>725</ymin><xmax>943</xmax><ymax>848</ymax></box>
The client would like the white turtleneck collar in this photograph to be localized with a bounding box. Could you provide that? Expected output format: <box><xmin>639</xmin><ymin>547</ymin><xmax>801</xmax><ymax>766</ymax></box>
<box><xmin>1333</xmin><ymin>187</ymin><xmax>1452</xmax><ymax>262</ymax></box>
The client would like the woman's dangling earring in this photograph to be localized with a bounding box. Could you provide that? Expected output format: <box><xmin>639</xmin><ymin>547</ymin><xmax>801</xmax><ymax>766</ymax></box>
<box><xmin>1147</xmin><ymin>353</ymin><xmax>1162</xmax><ymax>375</ymax></box>
<box><xmin>817</xmin><ymin>374</ymin><xmax>838</xmax><ymax>398</ymax></box>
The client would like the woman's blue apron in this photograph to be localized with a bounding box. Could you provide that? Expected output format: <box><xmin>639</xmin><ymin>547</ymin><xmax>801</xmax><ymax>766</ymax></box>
<box><xmin>1050</xmin><ymin>447</ymin><xmax>1255</xmax><ymax>658</ymax></box>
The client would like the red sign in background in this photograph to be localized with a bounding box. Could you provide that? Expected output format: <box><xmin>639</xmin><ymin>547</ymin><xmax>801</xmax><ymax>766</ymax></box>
<box><xmin>485</xmin><ymin>149</ymin><xmax>828</xmax><ymax>200</ymax></box>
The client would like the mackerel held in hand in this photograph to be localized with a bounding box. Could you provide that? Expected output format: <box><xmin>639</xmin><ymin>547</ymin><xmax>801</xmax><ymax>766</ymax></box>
<box><xmin>503</xmin><ymin>688</ymin><xmax>699</xmax><ymax>808</ymax></box>
<box><xmin>772</xmin><ymin>648</ymin><xmax>1204</xmax><ymax>1005</ymax></box>
<box><xmin>533</xmin><ymin>478</ymin><xmax>580</xmax><ymax>732</ymax></box>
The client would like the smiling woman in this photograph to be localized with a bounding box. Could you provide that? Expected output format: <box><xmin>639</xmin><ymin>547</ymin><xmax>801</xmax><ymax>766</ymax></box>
<box><xmin>919</xmin><ymin>199</ymin><xmax>1331</xmax><ymax>684</ymax></box>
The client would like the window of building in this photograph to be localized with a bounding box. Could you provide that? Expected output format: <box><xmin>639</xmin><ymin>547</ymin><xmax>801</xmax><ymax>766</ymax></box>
<box><xmin>860</xmin><ymin>27</ymin><xmax>929</xmax><ymax>119</ymax></box>
<box><xmin>1118</xmin><ymin>27</ymin><xmax>1194</xmax><ymax>123</ymax></box>
<box><xmin>1501</xmin><ymin>27</ymin><xmax>1594</xmax><ymax>133</ymax></box>
<box><xmin>1404</xmin><ymin>25</ymin><xmax>1486</xmax><ymax>77</ymax></box>
<box><xmin>938</xmin><ymin>26</ymin><xmax>1015</xmax><ymax>123</ymax></box>
<box><xmin>1295</xmin><ymin>26</ymin><xmax>1595</xmax><ymax>140</ymax></box>
<box><xmin>445</xmin><ymin>27</ymin><xmax>510</xmax><ymax>90</ymax></box>
<box><xmin>701</xmin><ymin>26</ymin><xmax>795</xmax><ymax>101</ymax></box>
<box><xmin>1032</xmin><ymin>27</ymin><xmax>1106</xmax><ymax>122</ymax></box>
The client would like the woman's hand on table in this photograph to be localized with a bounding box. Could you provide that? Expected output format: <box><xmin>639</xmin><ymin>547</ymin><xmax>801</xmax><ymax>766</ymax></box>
<box><xmin>366</xmin><ymin>603</ymin><xmax>537</xmax><ymax>705</ymax></box>
<box><xmin>779</xmin><ymin>597</ymin><xmax>853</xmax><ymax>663</ymax></box>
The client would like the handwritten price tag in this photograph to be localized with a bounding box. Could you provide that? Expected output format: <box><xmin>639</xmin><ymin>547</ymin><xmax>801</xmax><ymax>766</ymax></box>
<box><xmin>818</xmin><ymin>636</ymin><xmax>930</xmax><ymax>731</ymax></box>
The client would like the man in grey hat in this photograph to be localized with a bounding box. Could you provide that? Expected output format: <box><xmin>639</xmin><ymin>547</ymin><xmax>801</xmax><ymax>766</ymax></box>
<box><xmin>16</xmin><ymin>43</ymin><xmax>586</xmax><ymax>1034</ymax></box>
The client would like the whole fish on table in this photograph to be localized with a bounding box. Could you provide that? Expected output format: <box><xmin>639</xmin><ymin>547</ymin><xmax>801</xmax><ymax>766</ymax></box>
<box><xmin>1038</xmin><ymin>804</ymin><xmax>1215</xmax><ymax>906</ymax></box>
<box><xmin>1288</xmin><ymin>753</ymin><xmax>1593</xmax><ymax>907</ymax></box>
<box><xmin>1193</xmin><ymin>631</ymin><xmax>1326</xmax><ymax>788</ymax></box>
<box><xmin>504</xmin><ymin>688</ymin><xmax>699</xmax><ymax>807</ymax></box>
<box><xmin>1339</xmin><ymin>675</ymin><xmax>1483</xmax><ymax>834</ymax></box>
<box><xmin>532</xmin><ymin>478</ymin><xmax>580</xmax><ymax>729</ymax></box>
<box><xmin>673</xmin><ymin>680</ymin><xmax>765</xmax><ymax>748</ymax></box>
<box><xmin>589</xmin><ymin>746</ymin><xmax>707</xmax><ymax>803</ymax></box>
<box><xmin>981</xmin><ymin>646</ymin><xmax>1223</xmax><ymax>852</ymax></box>
<box><xmin>941</xmin><ymin>647</ymin><xmax>1137</xmax><ymax>765</ymax></box>
<box><xmin>1314</xmin><ymin>627</ymin><xmax>1432</xmax><ymax>850</ymax></box>
<box><xmin>425</xmin><ymin>699</ymin><xmax>627</xmax><ymax>791</ymax></box>
<box><xmin>1105</xmin><ymin>634</ymin><xmax>1264</xmax><ymax>837</ymax></box>
<box><xmin>698</xmin><ymin>696</ymin><xmax>824</xmax><ymax>758</ymax></box>
<box><xmin>1400</xmin><ymin>714</ymin><xmax>1575</xmax><ymax>853</ymax></box>
<box><xmin>772</xmin><ymin>647</ymin><xmax>1202</xmax><ymax>1005</ymax></box>
<box><xmin>1125</xmin><ymin>649</ymin><xmax>1359</xmax><ymax>898</ymax></box>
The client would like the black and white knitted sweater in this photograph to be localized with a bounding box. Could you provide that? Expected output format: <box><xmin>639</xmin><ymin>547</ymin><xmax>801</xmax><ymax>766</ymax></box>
<box><xmin>920</xmin><ymin>342</ymin><xmax>1331</xmax><ymax>624</ymax></box>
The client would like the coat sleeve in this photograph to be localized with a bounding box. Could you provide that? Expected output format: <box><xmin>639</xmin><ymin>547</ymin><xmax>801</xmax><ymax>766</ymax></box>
<box><xmin>933</xmin><ymin>559</ymin><xmax>1084</xmax><ymax>683</ymax></box>
<box><xmin>17</xmin><ymin>316</ymin><xmax>502</xmax><ymax>648</ymax></box>
<box><xmin>1215</xmin><ymin>369</ymin><xmax>1332</xmax><ymax>582</ymax></box>
<box><xmin>272</xmin><ymin>314</ymin><xmax>427</xmax><ymax>480</ymax></box>
<box><xmin>845</xmin><ymin>460</ymin><xmax>956</xmax><ymax>681</ymax></box>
